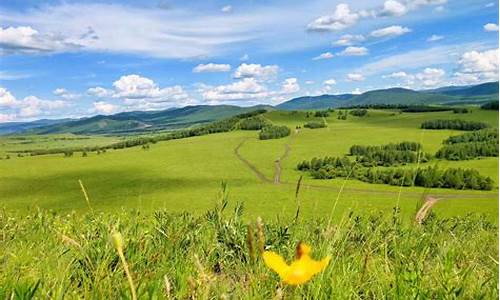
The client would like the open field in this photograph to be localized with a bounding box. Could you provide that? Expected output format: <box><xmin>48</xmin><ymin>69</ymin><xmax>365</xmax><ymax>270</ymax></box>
<box><xmin>0</xmin><ymin>108</ymin><xmax>497</xmax><ymax>223</ymax></box>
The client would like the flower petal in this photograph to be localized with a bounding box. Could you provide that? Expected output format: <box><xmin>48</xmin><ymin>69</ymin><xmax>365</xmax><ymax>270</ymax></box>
<box><xmin>263</xmin><ymin>251</ymin><xmax>290</xmax><ymax>279</ymax></box>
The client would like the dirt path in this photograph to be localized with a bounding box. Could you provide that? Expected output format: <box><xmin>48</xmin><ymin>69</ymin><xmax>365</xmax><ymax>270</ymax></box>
<box><xmin>233</xmin><ymin>139</ymin><xmax>497</xmax><ymax>200</ymax></box>
<box><xmin>273</xmin><ymin>144</ymin><xmax>291</xmax><ymax>184</ymax></box>
<box><xmin>415</xmin><ymin>196</ymin><xmax>440</xmax><ymax>224</ymax></box>
<box><xmin>234</xmin><ymin>139</ymin><xmax>272</xmax><ymax>183</ymax></box>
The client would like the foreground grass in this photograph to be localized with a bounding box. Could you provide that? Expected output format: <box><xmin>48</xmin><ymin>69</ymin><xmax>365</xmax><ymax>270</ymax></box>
<box><xmin>1</xmin><ymin>190</ymin><xmax>498</xmax><ymax>299</ymax></box>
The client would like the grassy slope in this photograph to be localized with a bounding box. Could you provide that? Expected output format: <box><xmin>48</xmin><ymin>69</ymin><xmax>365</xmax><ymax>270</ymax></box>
<box><xmin>0</xmin><ymin>108</ymin><xmax>497</xmax><ymax>222</ymax></box>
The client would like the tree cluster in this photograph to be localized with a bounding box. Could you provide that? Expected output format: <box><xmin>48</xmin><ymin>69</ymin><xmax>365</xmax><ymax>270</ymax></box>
<box><xmin>314</xmin><ymin>110</ymin><xmax>330</xmax><ymax>117</ymax></box>
<box><xmin>304</xmin><ymin>121</ymin><xmax>327</xmax><ymax>129</ymax></box>
<box><xmin>420</xmin><ymin>119</ymin><xmax>489</xmax><ymax>131</ymax></box>
<box><xmin>349</xmin><ymin>109</ymin><xmax>368</xmax><ymax>117</ymax></box>
<box><xmin>435</xmin><ymin>142</ymin><xmax>498</xmax><ymax>160</ymax></box>
<box><xmin>444</xmin><ymin>129</ymin><xmax>498</xmax><ymax>144</ymax></box>
<box><xmin>259</xmin><ymin>125</ymin><xmax>291</xmax><ymax>140</ymax></box>
<box><xmin>481</xmin><ymin>101</ymin><xmax>499</xmax><ymax>110</ymax></box>
<box><xmin>238</xmin><ymin>117</ymin><xmax>268</xmax><ymax>130</ymax></box>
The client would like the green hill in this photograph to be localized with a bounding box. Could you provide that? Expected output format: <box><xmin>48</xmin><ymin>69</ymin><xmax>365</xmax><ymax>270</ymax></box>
<box><xmin>30</xmin><ymin>105</ymin><xmax>274</xmax><ymax>135</ymax></box>
<box><xmin>275</xmin><ymin>94</ymin><xmax>353</xmax><ymax>110</ymax></box>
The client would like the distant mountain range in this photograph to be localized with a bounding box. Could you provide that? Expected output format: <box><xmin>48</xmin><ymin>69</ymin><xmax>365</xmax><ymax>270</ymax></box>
<box><xmin>1</xmin><ymin>81</ymin><xmax>497</xmax><ymax>135</ymax></box>
<box><xmin>277</xmin><ymin>81</ymin><xmax>498</xmax><ymax>110</ymax></box>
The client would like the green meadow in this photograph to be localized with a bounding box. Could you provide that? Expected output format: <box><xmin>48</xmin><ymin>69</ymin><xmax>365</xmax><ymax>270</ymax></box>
<box><xmin>0</xmin><ymin>108</ymin><xmax>497</xmax><ymax>222</ymax></box>
<box><xmin>1</xmin><ymin>107</ymin><xmax>498</xmax><ymax>298</ymax></box>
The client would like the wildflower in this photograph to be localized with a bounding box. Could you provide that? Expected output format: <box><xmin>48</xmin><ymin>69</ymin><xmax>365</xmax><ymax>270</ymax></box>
<box><xmin>263</xmin><ymin>242</ymin><xmax>330</xmax><ymax>285</ymax></box>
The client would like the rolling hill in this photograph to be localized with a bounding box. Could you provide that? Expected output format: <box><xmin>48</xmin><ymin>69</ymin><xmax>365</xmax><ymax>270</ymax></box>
<box><xmin>29</xmin><ymin>104</ymin><xmax>274</xmax><ymax>135</ymax></box>
<box><xmin>275</xmin><ymin>94</ymin><xmax>353</xmax><ymax>110</ymax></box>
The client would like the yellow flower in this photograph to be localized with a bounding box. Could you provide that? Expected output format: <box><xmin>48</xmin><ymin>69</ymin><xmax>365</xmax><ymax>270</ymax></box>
<box><xmin>262</xmin><ymin>242</ymin><xmax>330</xmax><ymax>285</ymax></box>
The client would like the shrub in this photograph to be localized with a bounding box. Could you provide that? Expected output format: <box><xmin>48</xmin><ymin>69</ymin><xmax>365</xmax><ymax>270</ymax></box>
<box><xmin>481</xmin><ymin>101</ymin><xmax>499</xmax><ymax>110</ymax></box>
<box><xmin>349</xmin><ymin>109</ymin><xmax>368</xmax><ymax>117</ymax></box>
<box><xmin>259</xmin><ymin>125</ymin><xmax>291</xmax><ymax>140</ymax></box>
<box><xmin>304</xmin><ymin>121</ymin><xmax>327</xmax><ymax>129</ymax></box>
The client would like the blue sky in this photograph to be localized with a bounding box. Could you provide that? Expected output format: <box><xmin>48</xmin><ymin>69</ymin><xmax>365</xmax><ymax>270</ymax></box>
<box><xmin>0</xmin><ymin>0</ymin><xmax>498</xmax><ymax>121</ymax></box>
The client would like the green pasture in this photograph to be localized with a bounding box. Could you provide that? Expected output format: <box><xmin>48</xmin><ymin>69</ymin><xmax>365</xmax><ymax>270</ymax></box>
<box><xmin>0</xmin><ymin>108</ymin><xmax>498</xmax><ymax>222</ymax></box>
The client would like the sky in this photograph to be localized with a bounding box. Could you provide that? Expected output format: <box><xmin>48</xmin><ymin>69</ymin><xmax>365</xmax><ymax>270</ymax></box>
<box><xmin>0</xmin><ymin>0</ymin><xmax>498</xmax><ymax>122</ymax></box>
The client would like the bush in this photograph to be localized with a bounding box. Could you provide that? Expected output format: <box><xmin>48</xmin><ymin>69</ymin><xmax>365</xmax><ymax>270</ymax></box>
<box><xmin>435</xmin><ymin>142</ymin><xmax>498</xmax><ymax>160</ymax></box>
<box><xmin>349</xmin><ymin>109</ymin><xmax>368</xmax><ymax>117</ymax></box>
<box><xmin>420</xmin><ymin>119</ymin><xmax>489</xmax><ymax>131</ymax></box>
<box><xmin>314</xmin><ymin>110</ymin><xmax>330</xmax><ymax>117</ymax></box>
<box><xmin>259</xmin><ymin>125</ymin><xmax>291</xmax><ymax>140</ymax></box>
<box><xmin>304</xmin><ymin>121</ymin><xmax>327</xmax><ymax>129</ymax></box>
<box><xmin>452</xmin><ymin>107</ymin><xmax>470</xmax><ymax>114</ymax></box>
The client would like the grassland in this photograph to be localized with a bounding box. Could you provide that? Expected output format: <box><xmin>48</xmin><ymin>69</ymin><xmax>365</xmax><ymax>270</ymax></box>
<box><xmin>0</xmin><ymin>108</ymin><xmax>498</xmax><ymax>223</ymax></box>
<box><xmin>0</xmin><ymin>107</ymin><xmax>498</xmax><ymax>298</ymax></box>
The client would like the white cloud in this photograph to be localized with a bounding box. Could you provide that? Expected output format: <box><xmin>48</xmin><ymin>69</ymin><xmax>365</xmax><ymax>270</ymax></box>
<box><xmin>323</xmin><ymin>79</ymin><xmax>337</xmax><ymax>85</ymax></box>
<box><xmin>221</xmin><ymin>5</ymin><xmax>233</xmax><ymax>13</ymax></box>
<box><xmin>0</xmin><ymin>3</ymin><xmax>295</xmax><ymax>58</ymax></box>
<box><xmin>381</xmin><ymin>0</ymin><xmax>408</xmax><ymax>17</ymax></box>
<box><xmin>0</xmin><ymin>87</ymin><xmax>20</xmax><ymax>107</ymax></box>
<box><xmin>0</xmin><ymin>113</ymin><xmax>16</xmax><ymax>122</ymax></box>
<box><xmin>415</xmin><ymin>68</ymin><xmax>445</xmax><ymax>87</ymax></box>
<box><xmin>332</xmin><ymin>34</ymin><xmax>365</xmax><ymax>46</ymax></box>
<box><xmin>233</xmin><ymin>63</ymin><xmax>279</xmax><ymax>81</ymax></box>
<box><xmin>427</xmin><ymin>34</ymin><xmax>444</xmax><ymax>42</ymax></box>
<box><xmin>346</xmin><ymin>73</ymin><xmax>365</xmax><ymax>81</ymax></box>
<box><xmin>313</xmin><ymin>52</ymin><xmax>334</xmax><ymax>60</ymax></box>
<box><xmin>281</xmin><ymin>78</ymin><xmax>300</xmax><ymax>94</ymax></box>
<box><xmin>240</xmin><ymin>54</ymin><xmax>249</xmax><ymax>61</ymax></box>
<box><xmin>202</xmin><ymin>78</ymin><xmax>268</xmax><ymax>102</ymax></box>
<box><xmin>370</xmin><ymin>25</ymin><xmax>411</xmax><ymax>38</ymax></box>
<box><xmin>456</xmin><ymin>49</ymin><xmax>499</xmax><ymax>82</ymax></box>
<box><xmin>485</xmin><ymin>2</ymin><xmax>495</xmax><ymax>8</ymax></box>
<box><xmin>87</xmin><ymin>87</ymin><xmax>113</xmax><ymax>98</ymax></box>
<box><xmin>384</xmin><ymin>71</ymin><xmax>413</xmax><ymax>79</ymax></box>
<box><xmin>338</xmin><ymin>46</ymin><xmax>369</xmax><ymax>56</ymax></box>
<box><xmin>307</xmin><ymin>4</ymin><xmax>360</xmax><ymax>32</ymax></box>
<box><xmin>93</xmin><ymin>101</ymin><xmax>119</xmax><ymax>114</ymax></box>
<box><xmin>305</xmin><ymin>80</ymin><xmax>315</xmax><ymax>84</ymax></box>
<box><xmin>0</xmin><ymin>26</ymin><xmax>80</xmax><ymax>55</ymax></box>
<box><xmin>484</xmin><ymin>23</ymin><xmax>499</xmax><ymax>32</ymax></box>
<box><xmin>0</xmin><ymin>71</ymin><xmax>32</xmax><ymax>80</ymax></box>
<box><xmin>53</xmin><ymin>88</ymin><xmax>79</xmax><ymax>100</ymax></box>
<box><xmin>193</xmin><ymin>63</ymin><xmax>231</xmax><ymax>73</ymax></box>
<box><xmin>87</xmin><ymin>74</ymin><xmax>192</xmax><ymax>110</ymax></box>
<box><xmin>351</xmin><ymin>88</ymin><xmax>362</xmax><ymax>95</ymax></box>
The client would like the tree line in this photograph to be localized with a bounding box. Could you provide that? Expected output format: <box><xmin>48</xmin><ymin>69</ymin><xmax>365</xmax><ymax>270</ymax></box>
<box><xmin>481</xmin><ymin>101</ymin><xmax>498</xmax><ymax>110</ymax></box>
<box><xmin>435</xmin><ymin>129</ymin><xmax>499</xmax><ymax>160</ymax></box>
<box><xmin>297</xmin><ymin>156</ymin><xmax>493</xmax><ymax>190</ymax></box>
<box><xmin>349</xmin><ymin>109</ymin><xmax>368</xmax><ymax>117</ymax></box>
<box><xmin>349</xmin><ymin>142</ymin><xmax>430</xmax><ymax>166</ymax></box>
<box><xmin>420</xmin><ymin>119</ymin><xmax>489</xmax><ymax>131</ymax></box>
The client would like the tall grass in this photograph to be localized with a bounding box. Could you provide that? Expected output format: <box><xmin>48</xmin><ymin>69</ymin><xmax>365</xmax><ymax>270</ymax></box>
<box><xmin>0</xmin><ymin>189</ymin><xmax>498</xmax><ymax>299</ymax></box>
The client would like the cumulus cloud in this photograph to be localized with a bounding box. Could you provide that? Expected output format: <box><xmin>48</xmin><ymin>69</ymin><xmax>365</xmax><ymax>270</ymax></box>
<box><xmin>0</xmin><ymin>26</ymin><xmax>81</xmax><ymax>55</ymax></box>
<box><xmin>455</xmin><ymin>49</ymin><xmax>499</xmax><ymax>82</ymax></box>
<box><xmin>233</xmin><ymin>63</ymin><xmax>279</xmax><ymax>81</ymax></box>
<box><xmin>370</xmin><ymin>25</ymin><xmax>411</xmax><ymax>38</ymax></box>
<box><xmin>338</xmin><ymin>46</ymin><xmax>369</xmax><ymax>56</ymax></box>
<box><xmin>323</xmin><ymin>79</ymin><xmax>337</xmax><ymax>85</ymax></box>
<box><xmin>484</xmin><ymin>23</ymin><xmax>499</xmax><ymax>32</ymax></box>
<box><xmin>332</xmin><ymin>34</ymin><xmax>365</xmax><ymax>46</ymax></box>
<box><xmin>53</xmin><ymin>88</ymin><xmax>79</xmax><ymax>100</ymax></box>
<box><xmin>87</xmin><ymin>74</ymin><xmax>192</xmax><ymax>110</ymax></box>
<box><xmin>313</xmin><ymin>52</ymin><xmax>334</xmax><ymax>60</ymax></box>
<box><xmin>93</xmin><ymin>101</ymin><xmax>119</xmax><ymax>114</ymax></box>
<box><xmin>427</xmin><ymin>34</ymin><xmax>444</xmax><ymax>42</ymax></box>
<box><xmin>381</xmin><ymin>0</ymin><xmax>408</xmax><ymax>17</ymax></box>
<box><xmin>415</xmin><ymin>68</ymin><xmax>445</xmax><ymax>87</ymax></box>
<box><xmin>87</xmin><ymin>86</ymin><xmax>113</xmax><ymax>98</ymax></box>
<box><xmin>346</xmin><ymin>73</ymin><xmax>365</xmax><ymax>81</ymax></box>
<box><xmin>0</xmin><ymin>88</ymin><xmax>69</xmax><ymax>120</ymax></box>
<box><xmin>202</xmin><ymin>78</ymin><xmax>268</xmax><ymax>102</ymax></box>
<box><xmin>0</xmin><ymin>113</ymin><xmax>16</xmax><ymax>122</ymax></box>
<box><xmin>307</xmin><ymin>4</ymin><xmax>361</xmax><ymax>32</ymax></box>
<box><xmin>193</xmin><ymin>63</ymin><xmax>231</xmax><ymax>73</ymax></box>
<box><xmin>281</xmin><ymin>78</ymin><xmax>300</xmax><ymax>94</ymax></box>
